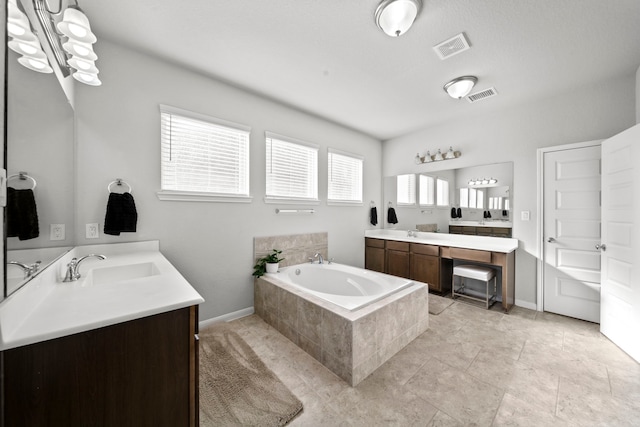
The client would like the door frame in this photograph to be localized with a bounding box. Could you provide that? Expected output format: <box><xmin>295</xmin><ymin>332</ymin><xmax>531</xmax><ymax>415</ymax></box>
<box><xmin>536</xmin><ymin>139</ymin><xmax>602</xmax><ymax>312</ymax></box>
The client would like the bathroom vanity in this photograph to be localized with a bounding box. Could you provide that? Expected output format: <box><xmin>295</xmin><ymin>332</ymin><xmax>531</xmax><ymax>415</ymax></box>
<box><xmin>0</xmin><ymin>241</ymin><xmax>204</xmax><ymax>426</ymax></box>
<box><xmin>365</xmin><ymin>230</ymin><xmax>518</xmax><ymax>311</ymax></box>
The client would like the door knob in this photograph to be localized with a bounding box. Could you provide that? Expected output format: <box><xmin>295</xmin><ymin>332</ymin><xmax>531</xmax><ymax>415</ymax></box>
<box><xmin>547</xmin><ymin>237</ymin><xmax>556</xmax><ymax>243</ymax></box>
<box><xmin>595</xmin><ymin>244</ymin><xmax>607</xmax><ymax>251</ymax></box>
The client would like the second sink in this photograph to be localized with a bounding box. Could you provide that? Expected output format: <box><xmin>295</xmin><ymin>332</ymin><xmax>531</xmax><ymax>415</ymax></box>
<box><xmin>89</xmin><ymin>262</ymin><xmax>160</xmax><ymax>285</ymax></box>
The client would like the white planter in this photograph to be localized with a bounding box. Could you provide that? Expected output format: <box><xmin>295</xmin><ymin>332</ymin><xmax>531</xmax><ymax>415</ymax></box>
<box><xmin>265</xmin><ymin>263</ymin><xmax>279</xmax><ymax>274</ymax></box>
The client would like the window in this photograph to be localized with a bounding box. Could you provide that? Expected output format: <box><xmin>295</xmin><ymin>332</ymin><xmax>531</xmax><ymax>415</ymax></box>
<box><xmin>459</xmin><ymin>188</ymin><xmax>469</xmax><ymax>208</ymax></box>
<box><xmin>327</xmin><ymin>148</ymin><xmax>363</xmax><ymax>204</ymax></box>
<box><xmin>265</xmin><ymin>132</ymin><xmax>318</xmax><ymax>201</ymax></box>
<box><xmin>397</xmin><ymin>174</ymin><xmax>416</xmax><ymax>205</ymax></box>
<box><xmin>436</xmin><ymin>178</ymin><xmax>449</xmax><ymax>206</ymax></box>
<box><xmin>158</xmin><ymin>105</ymin><xmax>251</xmax><ymax>202</ymax></box>
<box><xmin>419</xmin><ymin>175</ymin><xmax>435</xmax><ymax>206</ymax></box>
<box><xmin>460</xmin><ymin>187</ymin><xmax>484</xmax><ymax>209</ymax></box>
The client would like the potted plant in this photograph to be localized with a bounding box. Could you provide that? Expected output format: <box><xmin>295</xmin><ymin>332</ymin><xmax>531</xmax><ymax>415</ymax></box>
<box><xmin>252</xmin><ymin>249</ymin><xmax>284</xmax><ymax>278</ymax></box>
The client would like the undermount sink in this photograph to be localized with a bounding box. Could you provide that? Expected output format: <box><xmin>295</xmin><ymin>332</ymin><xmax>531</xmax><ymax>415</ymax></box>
<box><xmin>88</xmin><ymin>262</ymin><xmax>160</xmax><ymax>285</ymax></box>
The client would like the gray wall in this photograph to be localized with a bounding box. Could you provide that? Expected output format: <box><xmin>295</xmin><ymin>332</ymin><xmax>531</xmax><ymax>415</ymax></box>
<box><xmin>74</xmin><ymin>40</ymin><xmax>382</xmax><ymax>321</ymax></box>
<box><xmin>382</xmin><ymin>74</ymin><xmax>637</xmax><ymax>307</ymax></box>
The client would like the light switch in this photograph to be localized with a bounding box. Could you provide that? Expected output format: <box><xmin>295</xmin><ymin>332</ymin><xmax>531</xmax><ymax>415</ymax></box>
<box><xmin>521</xmin><ymin>211</ymin><xmax>530</xmax><ymax>221</ymax></box>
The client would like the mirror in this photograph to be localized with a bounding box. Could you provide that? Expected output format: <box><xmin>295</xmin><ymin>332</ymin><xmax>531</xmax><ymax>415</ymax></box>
<box><xmin>383</xmin><ymin>162</ymin><xmax>513</xmax><ymax>233</ymax></box>
<box><xmin>5</xmin><ymin>48</ymin><xmax>75</xmax><ymax>296</ymax></box>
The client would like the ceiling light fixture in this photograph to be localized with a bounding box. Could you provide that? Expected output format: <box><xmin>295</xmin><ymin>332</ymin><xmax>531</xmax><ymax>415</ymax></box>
<box><xmin>7</xmin><ymin>0</ymin><xmax>53</xmax><ymax>73</ymax></box>
<box><xmin>443</xmin><ymin>76</ymin><xmax>477</xmax><ymax>99</ymax></box>
<box><xmin>375</xmin><ymin>0</ymin><xmax>422</xmax><ymax>37</ymax></box>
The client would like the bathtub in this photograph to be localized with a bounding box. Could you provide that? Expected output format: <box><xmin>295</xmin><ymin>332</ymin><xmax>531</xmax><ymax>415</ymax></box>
<box><xmin>255</xmin><ymin>263</ymin><xmax>429</xmax><ymax>386</ymax></box>
<box><xmin>271</xmin><ymin>263</ymin><xmax>413</xmax><ymax>311</ymax></box>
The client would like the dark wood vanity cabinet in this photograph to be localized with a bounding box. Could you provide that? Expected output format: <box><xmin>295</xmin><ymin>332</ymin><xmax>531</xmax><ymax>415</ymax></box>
<box><xmin>365</xmin><ymin>237</ymin><xmax>386</xmax><ymax>273</ymax></box>
<box><xmin>409</xmin><ymin>243</ymin><xmax>451</xmax><ymax>294</ymax></box>
<box><xmin>2</xmin><ymin>306</ymin><xmax>199</xmax><ymax>427</ymax></box>
<box><xmin>449</xmin><ymin>225</ymin><xmax>512</xmax><ymax>238</ymax></box>
<box><xmin>385</xmin><ymin>241</ymin><xmax>410</xmax><ymax>278</ymax></box>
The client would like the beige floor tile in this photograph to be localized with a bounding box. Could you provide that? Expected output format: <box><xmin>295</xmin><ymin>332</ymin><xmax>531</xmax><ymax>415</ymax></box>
<box><xmin>556</xmin><ymin>377</ymin><xmax>640</xmax><ymax>426</ymax></box>
<box><xmin>406</xmin><ymin>358</ymin><xmax>504</xmax><ymax>426</ymax></box>
<box><xmin>215</xmin><ymin>301</ymin><xmax>640</xmax><ymax>427</ymax></box>
<box><xmin>493</xmin><ymin>393</ymin><xmax>570</xmax><ymax>427</ymax></box>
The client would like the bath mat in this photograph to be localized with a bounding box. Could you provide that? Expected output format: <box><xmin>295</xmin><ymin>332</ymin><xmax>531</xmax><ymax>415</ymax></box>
<box><xmin>199</xmin><ymin>322</ymin><xmax>303</xmax><ymax>426</ymax></box>
<box><xmin>429</xmin><ymin>294</ymin><xmax>454</xmax><ymax>315</ymax></box>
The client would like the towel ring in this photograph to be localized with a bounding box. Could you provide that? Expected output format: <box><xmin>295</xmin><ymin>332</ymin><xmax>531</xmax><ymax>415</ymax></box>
<box><xmin>7</xmin><ymin>172</ymin><xmax>37</xmax><ymax>190</ymax></box>
<box><xmin>107</xmin><ymin>179</ymin><xmax>132</xmax><ymax>194</ymax></box>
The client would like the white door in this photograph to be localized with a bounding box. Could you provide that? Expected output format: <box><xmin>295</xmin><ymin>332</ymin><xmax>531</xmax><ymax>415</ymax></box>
<box><xmin>600</xmin><ymin>124</ymin><xmax>640</xmax><ymax>363</ymax></box>
<box><xmin>543</xmin><ymin>145</ymin><xmax>602</xmax><ymax>322</ymax></box>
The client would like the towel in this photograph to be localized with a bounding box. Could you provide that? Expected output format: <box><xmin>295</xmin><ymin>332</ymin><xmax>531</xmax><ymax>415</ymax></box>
<box><xmin>456</xmin><ymin>207</ymin><xmax>462</xmax><ymax>218</ymax></box>
<box><xmin>7</xmin><ymin>187</ymin><xmax>39</xmax><ymax>240</ymax></box>
<box><xmin>450</xmin><ymin>207</ymin><xmax>457</xmax><ymax>218</ymax></box>
<box><xmin>104</xmin><ymin>192</ymin><xmax>138</xmax><ymax>236</ymax></box>
<box><xmin>370</xmin><ymin>207</ymin><xmax>378</xmax><ymax>226</ymax></box>
<box><xmin>387</xmin><ymin>207</ymin><xmax>398</xmax><ymax>224</ymax></box>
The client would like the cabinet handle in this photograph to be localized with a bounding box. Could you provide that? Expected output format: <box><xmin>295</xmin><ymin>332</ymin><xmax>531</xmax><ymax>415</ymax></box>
<box><xmin>547</xmin><ymin>237</ymin><xmax>556</xmax><ymax>243</ymax></box>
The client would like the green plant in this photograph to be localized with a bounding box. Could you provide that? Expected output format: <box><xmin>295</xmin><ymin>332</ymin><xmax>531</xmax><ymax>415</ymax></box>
<box><xmin>252</xmin><ymin>249</ymin><xmax>284</xmax><ymax>278</ymax></box>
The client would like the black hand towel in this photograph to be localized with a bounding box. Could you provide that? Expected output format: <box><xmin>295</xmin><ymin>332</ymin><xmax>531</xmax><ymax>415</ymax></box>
<box><xmin>387</xmin><ymin>207</ymin><xmax>398</xmax><ymax>224</ymax></box>
<box><xmin>456</xmin><ymin>207</ymin><xmax>462</xmax><ymax>218</ymax></box>
<box><xmin>7</xmin><ymin>187</ymin><xmax>39</xmax><ymax>240</ymax></box>
<box><xmin>370</xmin><ymin>207</ymin><xmax>378</xmax><ymax>226</ymax></box>
<box><xmin>450</xmin><ymin>207</ymin><xmax>457</xmax><ymax>218</ymax></box>
<box><xmin>104</xmin><ymin>192</ymin><xmax>138</xmax><ymax>236</ymax></box>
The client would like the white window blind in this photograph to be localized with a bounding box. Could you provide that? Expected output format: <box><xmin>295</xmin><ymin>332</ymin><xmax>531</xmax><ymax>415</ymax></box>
<box><xmin>459</xmin><ymin>188</ymin><xmax>469</xmax><ymax>208</ymax></box>
<box><xmin>397</xmin><ymin>174</ymin><xmax>416</xmax><ymax>205</ymax></box>
<box><xmin>419</xmin><ymin>175</ymin><xmax>435</xmax><ymax>206</ymax></box>
<box><xmin>328</xmin><ymin>148</ymin><xmax>363</xmax><ymax>203</ymax></box>
<box><xmin>160</xmin><ymin>105</ymin><xmax>250</xmax><ymax>197</ymax></box>
<box><xmin>436</xmin><ymin>178</ymin><xmax>449</xmax><ymax>206</ymax></box>
<box><xmin>265</xmin><ymin>132</ymin><xmax>318</xmax><ymax>200</ymax></box>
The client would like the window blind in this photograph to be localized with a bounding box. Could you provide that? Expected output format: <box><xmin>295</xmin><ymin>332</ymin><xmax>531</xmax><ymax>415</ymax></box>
<box><xmin>160</xmin><ymin>105</ymin><xmax>250</xmax><ymax>196</ymax></box>
<box><xmin>265</xmin><ymin>133</ymin><xmax>318</xmax><ymax>200</ymax></box>
<box><xmin>419</xmin><ymin>175</ymin><xmax>435</xmax><ymax>205</ymax></box>
<box><xmin>436</xmin><ymin>178</ymin><xmax>449</xmax><ymax>206</ymax></box>
<box><xmin>328</xmin><ymin>148</ymin><xmax>363</xmax><ymax>203</ymax></box>
<box><xmin>397</xmin><ymin>174</ymin><xmax>416</xmax><ymax>205</ymax></box>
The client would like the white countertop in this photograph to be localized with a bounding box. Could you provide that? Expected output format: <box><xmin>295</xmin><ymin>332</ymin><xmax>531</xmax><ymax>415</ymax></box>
<box><xmin>365</xmin><ymin>229</ymin><xmax>518</xmax><ymax>253</ymax></box>
<box><xmin>449</xmin><ymin>220</ymin><xmax>513</xmax><ymax>228</ymax></box>
<box><xmin>0</xmin><ymin>241</ymin><xmax>204</xmax><ymax>351</ymax></box>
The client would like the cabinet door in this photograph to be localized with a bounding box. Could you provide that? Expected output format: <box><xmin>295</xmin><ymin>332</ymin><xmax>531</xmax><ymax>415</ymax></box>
<box><xmin>386</xmin><ymin>249</ymin><xmax>410</xmax><ymax>278</ymax></box>
<box><xmin>3</xmin><ymin>307</ymin><xmax>196</xmax><ymax>426</ymax></box>
<box><xmin>365</xmin><ymin>246</ymin><xmax>386</xmax><ymax>273</ymax></box>
<box><xmin>410</xmin><ymin>253</ymin><xmax>440</xmax><ymax>291</ymax></box>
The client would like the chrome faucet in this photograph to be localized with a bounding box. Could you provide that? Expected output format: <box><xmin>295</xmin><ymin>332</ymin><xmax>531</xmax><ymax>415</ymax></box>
<box><xmin>314</xmin><ymin>253</ymin><xmax>324</xmax><ymax>264</ymax></box>
<box><xmin>8</xmin><ymin>260</ymin><xmax>41</xmax><ymax>279</ymax></box>
<box><xmin>63</xmin><ymin>254</ymin><xmax>106</xmax><ymax>282</ymax></box>
<box><xmin>407</xmin><ymin>229</ymin><xmax>419</xmax><ymax>237</ymax></box>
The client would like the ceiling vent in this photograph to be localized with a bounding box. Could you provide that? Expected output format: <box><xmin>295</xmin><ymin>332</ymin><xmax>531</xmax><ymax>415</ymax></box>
<box><xmin>433</xmin><ymin>32</ymin><xmax>470</xmax><ymax>60</ymax></box>
<box><xmin>466</xmin><ymin>87</ymin><xmax>498</xmax><ymax>103</ymax></box>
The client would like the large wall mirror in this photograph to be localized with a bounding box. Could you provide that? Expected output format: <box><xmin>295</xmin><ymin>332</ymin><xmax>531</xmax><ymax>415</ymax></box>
<box><xmin>4</xmin><ymin>47</ymin><xmax>75</xmax><ymax>296</ymax></box>
<box><xmin>383</xmin><ymin>162</ymin><xmax>513</xmax><ymax>234</ymax></box>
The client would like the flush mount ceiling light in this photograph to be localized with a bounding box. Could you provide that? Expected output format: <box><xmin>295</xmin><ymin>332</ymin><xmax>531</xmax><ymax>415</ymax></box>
<box><xmin>375</xmin><ymin>0</ymin><xmax>422</xmax><ymax>37</ymax></box>
<box><xmin>443</xmin><ymin>76</ymin><xmax>477</xmax><ymax>99</ymax></box>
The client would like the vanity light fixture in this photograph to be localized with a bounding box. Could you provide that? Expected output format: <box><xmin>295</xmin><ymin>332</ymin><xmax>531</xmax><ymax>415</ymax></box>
<box><xmin>415</xmin><ymin>147</ymin><xmax>460</xmax><ymax>164</ymax></box>
<box><xmin>8</xmin><ymin>0</ymin><xmax>102</xmax><ymax>85</ymax></box>
<box><xmin>7</xmin><ymin>0</ymin><xmax>53</xmax><ymax>73</ymax></box>
<box><xmin>444</xmin><ymin>76</ymin><xmax>477</xmax><ymax>99</ymax></box>
<box><xmin>374</xmin><ymin>0</ymin><xmax>422</xmax><ymax>37</ymax></box>
<box><xmin>468</xmin><ymin>177</ymin><xmax>498</xmax><ymax>186</ymax></box>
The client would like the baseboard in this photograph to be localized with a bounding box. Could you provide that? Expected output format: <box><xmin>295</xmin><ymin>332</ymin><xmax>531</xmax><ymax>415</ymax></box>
<box><xmin>515</xmin><ymin>299</ymin><xmax>537</xmax><ymax>311</ymax></box>
<box><xmin>199</xmin><ymin>307</ymin><xmax>255</xmax><ymax>329</ymax></box>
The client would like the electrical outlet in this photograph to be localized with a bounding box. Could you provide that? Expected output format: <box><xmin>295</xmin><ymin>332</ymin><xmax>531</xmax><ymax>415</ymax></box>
<box><xmin>521</xmin><ymin>211</ymin><xmax>530</xmax><ymax>221</ymax></box>
<box><xmin>86</xmin><ymin>223</ymin><xmax>100</xmax><ymax>239</ymax></box>
<box><xmin>50</xmin><ymin>224</ymin><xmax>65</xmax><ymax>240</ymax></box>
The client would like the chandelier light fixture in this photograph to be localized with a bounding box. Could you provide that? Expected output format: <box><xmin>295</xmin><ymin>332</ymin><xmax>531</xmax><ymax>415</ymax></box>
<box><xmin>375</xmin><ymin>0</ymin><xmax>422</xmax><ymax>37</ymax></box>
<box><xmin>443</xmin><ymin>76</ymin><xmax>477</xmax><ymax>99</ymax></box>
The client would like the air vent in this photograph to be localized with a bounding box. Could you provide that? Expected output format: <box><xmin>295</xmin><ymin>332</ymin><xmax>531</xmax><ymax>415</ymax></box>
<box><xmin>433</xmin><ymin>33</ymin><xmax>471</xmax><ymax>60</ymax></box>
<box><xmin>467</xmin><ymin>87</ymin><xmax>498</xmax><ymax>103</ymax></box>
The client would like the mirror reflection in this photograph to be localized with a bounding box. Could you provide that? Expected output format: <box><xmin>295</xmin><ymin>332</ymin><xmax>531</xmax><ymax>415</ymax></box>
<box><xmin>5</xmin><ymin>48</ymin><xmax>75</xmax><ymax>296</ymax></box>
<box><xmin>383</xmin><ymin>162</ymin><xmax>513</xmax><ymax>236</ymax></box>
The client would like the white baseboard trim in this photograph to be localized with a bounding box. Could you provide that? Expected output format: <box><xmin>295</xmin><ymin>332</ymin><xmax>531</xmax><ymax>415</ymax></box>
<box><xmin>199</xmin><ymin>307</ymin><xmax>255</xmax><ymax>329</ymax></box>
<box><xmin>515</xmin><ymin>299</ymin><xmax>537</xmax><ymax>311</ymax></box>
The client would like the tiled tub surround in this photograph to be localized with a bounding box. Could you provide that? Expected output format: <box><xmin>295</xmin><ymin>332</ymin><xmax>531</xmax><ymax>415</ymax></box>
<box><xmin>254</xmin><ymin>232</ymin><xmax>328</xmax><ymax>268</ymax></box>
<box><xmin>255</xmin><ymin>272</ymin><xmax>429</xmax><ymax>386</ymax></box>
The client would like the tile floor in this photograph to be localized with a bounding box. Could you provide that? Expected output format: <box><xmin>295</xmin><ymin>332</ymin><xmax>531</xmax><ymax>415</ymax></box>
<box><xmin>226</xmin><ymin>297</ymin><xmax>640</xmax><ymax>426</ymax></box>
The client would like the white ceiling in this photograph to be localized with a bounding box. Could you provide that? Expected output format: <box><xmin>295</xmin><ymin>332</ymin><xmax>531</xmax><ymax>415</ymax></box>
<box><xmin>81</xmin><ymin>0</ymin><xmax>640</xmax><ymax>140</ymax></box>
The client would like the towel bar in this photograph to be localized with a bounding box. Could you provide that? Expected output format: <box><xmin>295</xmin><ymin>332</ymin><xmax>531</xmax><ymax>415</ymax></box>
<box><xmin>107</xmin><ymin>178</ymin><xmax>132</xmax><ymax>194</ymax></box>
<box><xmin>8</xmin><ymin>172</ymin><xmax>37</xmax><ymax>190</ymax></box>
